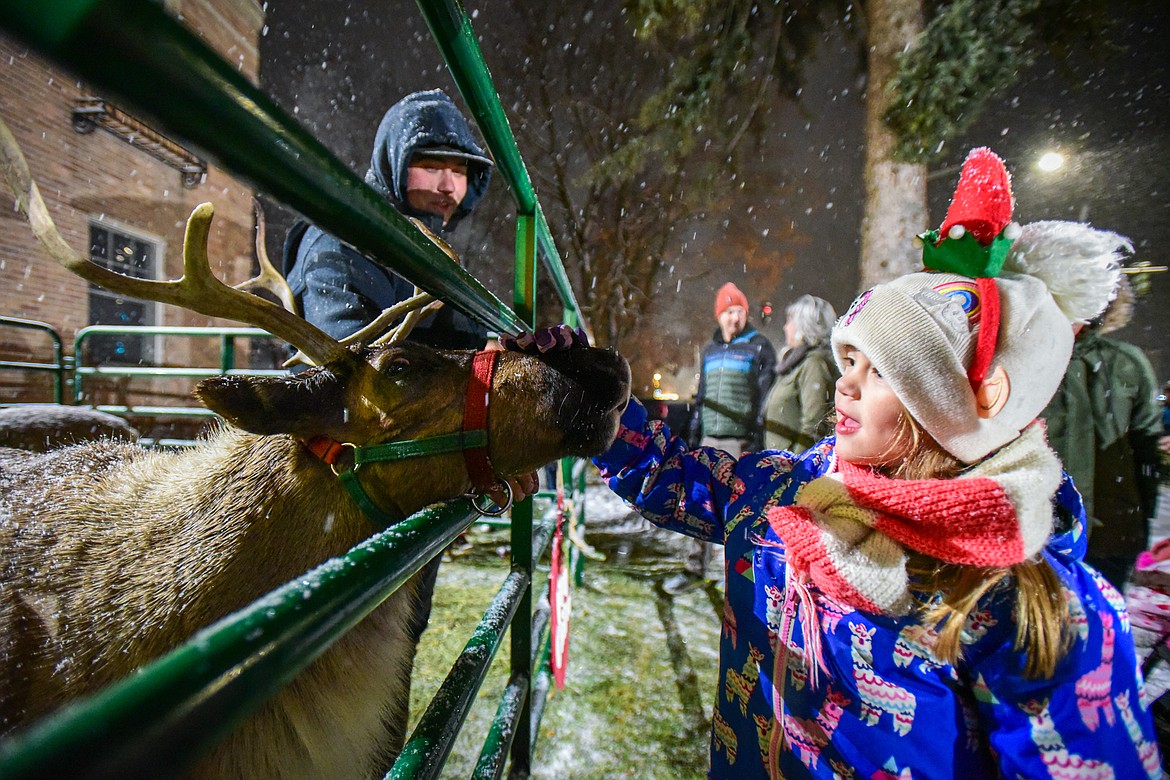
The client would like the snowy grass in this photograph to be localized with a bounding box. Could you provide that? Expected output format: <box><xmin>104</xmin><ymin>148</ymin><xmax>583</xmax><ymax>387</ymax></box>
<box><xmin>408</xmin><ymin>505</ymin><xmax>721</xmax><ymax>779</ymax></box>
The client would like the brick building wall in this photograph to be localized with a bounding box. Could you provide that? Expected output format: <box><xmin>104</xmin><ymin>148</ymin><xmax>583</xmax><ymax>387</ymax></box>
<box><xmin>0</xmin><ymin>0</ymin><xmax>268</xmax><ymax>411</ymax></box>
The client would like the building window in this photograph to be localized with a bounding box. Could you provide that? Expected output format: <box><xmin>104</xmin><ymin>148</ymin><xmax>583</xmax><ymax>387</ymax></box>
<box><xmin>87</xmin><ymin>223</ymin><xmax>159</xmax><ymax>365</ymax></box>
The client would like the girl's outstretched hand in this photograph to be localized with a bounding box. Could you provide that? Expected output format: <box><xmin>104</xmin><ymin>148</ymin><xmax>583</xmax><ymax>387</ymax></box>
<box><xmin>500</xmin><ymin>324</ymin><xmax>590</xmax><ymax>354</ymax></box>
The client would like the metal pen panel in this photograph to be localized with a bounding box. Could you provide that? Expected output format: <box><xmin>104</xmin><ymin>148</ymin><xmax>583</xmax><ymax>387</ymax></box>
<box><xmin>0</xmin><ymin>501</ymin><xmax>479</xmax><ymax>780</ymax></box>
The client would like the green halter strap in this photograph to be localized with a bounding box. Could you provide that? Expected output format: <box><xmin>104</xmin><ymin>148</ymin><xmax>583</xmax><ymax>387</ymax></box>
<box><xmin>303</xmin><ymin>350</ymin><xmax>505</xmax><ymax>529</ymax></box>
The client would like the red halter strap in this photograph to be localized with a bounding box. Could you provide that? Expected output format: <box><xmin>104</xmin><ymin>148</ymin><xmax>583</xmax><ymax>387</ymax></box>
<box><xmin>462</xmin><ymin>349</ymin><xmax>499</xmax><ymax>492</ymax></box>
<box><xmin>305</xmin><ymin>435</ymin><xmax>346</xmax><ymax>465</ymax></box>
<box><xmin>301</xmin><ymin>349</ymin><xmax>503</xmax><ymax>527</ymax></box>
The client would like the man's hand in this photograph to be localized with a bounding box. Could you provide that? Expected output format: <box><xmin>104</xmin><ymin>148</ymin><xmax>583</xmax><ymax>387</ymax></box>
<box><xmin>487</xmin><ymin>471</ymin><xmax>539</xmax><ymax>507</ymax></box>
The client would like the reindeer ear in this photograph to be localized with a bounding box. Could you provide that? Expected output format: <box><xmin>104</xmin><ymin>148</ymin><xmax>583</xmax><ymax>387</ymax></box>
<box><xmin>196</xmin><ymin>361</ymin><xmax>354</xmax><ymax>436</ymax></box>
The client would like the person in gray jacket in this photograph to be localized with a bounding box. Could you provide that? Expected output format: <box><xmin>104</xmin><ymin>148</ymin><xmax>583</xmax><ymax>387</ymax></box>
<box><xmin>761</xmin><ymin>294</ymin><xmax>838</xmax><ymax>452</ymax></box>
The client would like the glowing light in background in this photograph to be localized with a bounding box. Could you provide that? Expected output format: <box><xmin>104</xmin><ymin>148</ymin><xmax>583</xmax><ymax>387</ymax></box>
<box><xmin>1037</xmin><ymin>151</ymin><xmax>1065</xmax><ymax>172</ymax></box>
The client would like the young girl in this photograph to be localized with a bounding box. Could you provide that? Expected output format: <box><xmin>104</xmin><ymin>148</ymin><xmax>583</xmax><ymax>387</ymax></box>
<box><xmin>594</xmin><ymin>149</ymin><xmax>1160</xmax><ymax>778</ymax></box>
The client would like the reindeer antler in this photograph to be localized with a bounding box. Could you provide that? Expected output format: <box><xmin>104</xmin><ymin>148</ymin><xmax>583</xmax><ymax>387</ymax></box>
<box><xmin>236</xmin><ymin>202</ymin><xmax>299</xmax><ymax>315</ymax></box>
<box><xmin>281</xmin><ymin>288</ymin><xmax>440</xmax><ymax>368</ymax></box>
<box><xmin>366</xmin><ymin>217</ymin><xmax>459</xmax><ymax>346</ymax></box>
<box><xmin>0</xmin><ymin>113</ymin><xmax>348</xmax><ymax>367</ymax></box>
<box><xmin>371</xmin><ymin>292</ymin><xmax>444</xmax><ymax>346</ymax></box>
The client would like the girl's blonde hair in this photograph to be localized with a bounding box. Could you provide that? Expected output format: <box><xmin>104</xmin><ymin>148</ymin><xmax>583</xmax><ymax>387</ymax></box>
<box><xmin>880</xmin><ymin>412</ymin><xmax>1072</xmax><ymax>679</ymax></box>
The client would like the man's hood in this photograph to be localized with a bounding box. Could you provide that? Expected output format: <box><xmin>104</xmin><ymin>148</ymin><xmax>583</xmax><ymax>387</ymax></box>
<box><xmin>364</xmin><ymin>89</ymin><xmax>493</xmax><ymax>231</ymax></box>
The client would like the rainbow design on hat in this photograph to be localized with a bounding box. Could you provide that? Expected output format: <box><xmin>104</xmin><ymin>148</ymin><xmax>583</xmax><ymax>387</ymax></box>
<box><xmin>932</xmin><ymin>280</ymin><xmax>981</xmax><ymax>323</ymax></box>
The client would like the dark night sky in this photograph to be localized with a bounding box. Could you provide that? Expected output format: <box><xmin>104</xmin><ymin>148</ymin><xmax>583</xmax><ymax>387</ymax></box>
<box><xmin>935</xmin><ymin>6</ymin><xmax>1170</xmax><ymax>384</ymax></box>
<box><xmin>260</xmin><ymin>1</ymin><xmax>1169</xmax><ymax>393</ymax></box>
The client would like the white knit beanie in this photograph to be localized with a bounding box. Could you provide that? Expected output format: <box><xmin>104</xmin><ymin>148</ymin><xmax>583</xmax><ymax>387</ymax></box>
<box><xmin>831</xmin><ymin>149</ymin><xmax>1129</xmax><ymax>464</ymax></box>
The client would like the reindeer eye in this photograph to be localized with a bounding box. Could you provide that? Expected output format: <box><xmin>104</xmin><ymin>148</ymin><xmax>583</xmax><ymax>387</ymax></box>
<box><xmin>384</xmin><ymin>357</ymin><xmax>410</xmax><ymax>375</ymax></box>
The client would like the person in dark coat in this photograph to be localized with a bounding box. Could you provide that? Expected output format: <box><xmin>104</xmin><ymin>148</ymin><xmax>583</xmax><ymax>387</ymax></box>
<box><xmin>284</xmin><ymin>89</ymin><xmax>495</xmax><ymax>645</ymax></box>
<box><xmin>285</xmin><ymin>88</ymin><xmax>494</xmax><ymax>350</ymax></box>
<box><xmin>1041</xmin><ymin>278</ymin><xmax>1162</xmax><ymax>592</ymax></box>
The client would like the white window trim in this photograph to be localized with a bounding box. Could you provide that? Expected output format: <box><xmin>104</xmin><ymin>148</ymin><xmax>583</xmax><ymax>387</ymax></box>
<box><xmin>87</xmin><ymin>215</ymin><xmax>167</xmax><ymax>363</ymax></box>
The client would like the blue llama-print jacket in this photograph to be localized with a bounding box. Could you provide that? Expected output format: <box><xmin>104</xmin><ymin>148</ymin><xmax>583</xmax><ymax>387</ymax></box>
<box><xmin>595</xmin><ymin>399</ymin><xmax>1161</xmax><ymax>780</ymax></box>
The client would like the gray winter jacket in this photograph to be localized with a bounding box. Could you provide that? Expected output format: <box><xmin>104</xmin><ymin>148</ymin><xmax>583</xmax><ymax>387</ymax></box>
<box><xmin>285</xmin><ymin>89</ymin><xmax>492</xmax><ymax>348</ymax></box>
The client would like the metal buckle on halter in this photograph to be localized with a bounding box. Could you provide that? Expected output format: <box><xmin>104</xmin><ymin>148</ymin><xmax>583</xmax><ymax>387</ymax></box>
<box><xmin>329</xmin><ymin>442</ymin><xmax>359</xmax><ymax>476</ymax></box>
<box><xmin>469</xmin><ymin>480</ymin><xmax>513</xmax><ymax>517</ymax></box>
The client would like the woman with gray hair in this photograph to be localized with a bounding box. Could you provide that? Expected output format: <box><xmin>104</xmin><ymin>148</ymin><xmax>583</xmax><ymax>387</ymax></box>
<box><xmin>761</xmin><ymin>294</ymin><xmax>839</xmax><ymax>451</ymax></box>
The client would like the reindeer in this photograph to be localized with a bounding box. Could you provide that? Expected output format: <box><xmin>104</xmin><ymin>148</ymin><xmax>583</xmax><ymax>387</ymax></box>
<box><xmin>0</xmin><ymin>405</ymin><xmax>140</xmax><ymax>451</ymax></box>
<box><xmin>0</xmin><ymin>117</ymin><xmax>631</xmax><ymax>778</ymax></box>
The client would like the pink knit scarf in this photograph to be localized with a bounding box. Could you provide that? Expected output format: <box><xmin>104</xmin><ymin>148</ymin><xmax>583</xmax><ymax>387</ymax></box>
<box><xmin>766</xmin><ymin>424</ymin><xmax>1062</xmax><ymax>616</ymax></box>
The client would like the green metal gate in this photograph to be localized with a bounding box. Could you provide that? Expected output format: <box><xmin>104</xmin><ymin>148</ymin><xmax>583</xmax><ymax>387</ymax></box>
<box><xmin>0</xmin><ymin>315</ymin><xmax>68</xmax><ymax>405</ymax></box>
<box><xmin>0</xmin><ymin>0</ymin><xmax>588</xmax><ymax>777</ymax></box>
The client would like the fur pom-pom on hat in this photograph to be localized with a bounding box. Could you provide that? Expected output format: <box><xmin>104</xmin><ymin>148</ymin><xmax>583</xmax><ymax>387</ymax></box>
<box><xmin>1001</xmin><ymin>220</ymin><xmax>1128</xmax><ymax>324</ymax></box>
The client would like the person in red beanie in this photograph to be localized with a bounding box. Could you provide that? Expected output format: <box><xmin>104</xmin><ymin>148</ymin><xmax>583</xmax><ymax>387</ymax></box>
<box><xmin>664</xmin><ymin>282</ymin><xmax>776</xmax><ymax>594</ymax></box>
<box><xmin>691</xmin><ymin>282</ymin><xmax>777</xmax><ymax>452</ymax></box>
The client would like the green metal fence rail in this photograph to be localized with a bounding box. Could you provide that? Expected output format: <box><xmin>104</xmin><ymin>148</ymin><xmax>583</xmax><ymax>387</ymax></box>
<box><xmin>0</xmin><ymin>315</ymin><xmax>68</xmax><ymax>404</ymax></box>
<box><xmin>0</xmin><ymin>500</ymin><xmax>479</xmax><ymax>780</ymax></box>
<box><xmin>71</xmin><ymin>324</ymin><xmax>288</xmax><ymax>445</ymax></box>
<box><xmin>414</xmin><ymin>0</ymin><xmax>583</xmax><ymax>324</ymax></box>
<box><xmin>0</xmin><ymin>0</ymin><xmax>591</xmax><ymax>778</ymax></box>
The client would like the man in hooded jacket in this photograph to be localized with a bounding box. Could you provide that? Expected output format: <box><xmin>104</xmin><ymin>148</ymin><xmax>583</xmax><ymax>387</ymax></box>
<box><xmin>283</xmin><ymin>89</ymin><xmax>494</xmax><ymax>644</ymax></box>
<box><xmin>285</xmin><ymin>89</ymin><xmax>494</xmax><ymax>350</ymax></box>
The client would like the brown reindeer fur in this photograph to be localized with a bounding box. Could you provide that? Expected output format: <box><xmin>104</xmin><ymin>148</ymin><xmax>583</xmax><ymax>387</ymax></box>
<box><xmin>0</xmin><ymin>340</ymin><xmax>630</xmax><ymax>779</ymax></box>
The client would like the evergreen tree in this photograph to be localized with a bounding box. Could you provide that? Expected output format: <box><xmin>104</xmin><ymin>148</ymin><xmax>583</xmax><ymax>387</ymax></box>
<box><xmin>610</xmin><ymin>0</ymin><xmax>1117</xmax><ymax>286</ymax></box>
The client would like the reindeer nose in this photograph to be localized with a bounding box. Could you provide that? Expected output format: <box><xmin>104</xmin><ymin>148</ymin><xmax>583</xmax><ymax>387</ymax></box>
<box><xmin>540</xmin><ymin>347</ymin><xmax>630</xmax><ymax>412</ymax></box>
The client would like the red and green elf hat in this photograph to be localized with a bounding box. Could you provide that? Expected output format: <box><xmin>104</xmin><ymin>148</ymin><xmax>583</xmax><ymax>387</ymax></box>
<box><xmin>918</xmin><ymin>147</ymin><xmax>1024</xmax><ymax>391</ymax></box>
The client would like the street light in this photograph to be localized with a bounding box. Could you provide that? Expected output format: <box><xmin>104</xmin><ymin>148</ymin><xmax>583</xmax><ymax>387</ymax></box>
<box><xmin>651</xmin><ymin>371</ymin><xmax>678</xmax><ymax>400</ymax></box>
<box><xmin>1037</xmin><ymin>151</ymin><xmax>1065</xmax><ymax>172</ymax></box>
